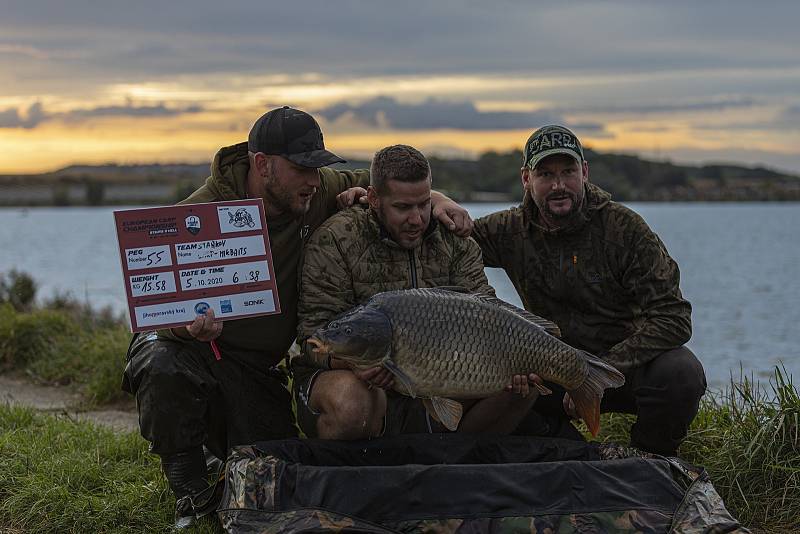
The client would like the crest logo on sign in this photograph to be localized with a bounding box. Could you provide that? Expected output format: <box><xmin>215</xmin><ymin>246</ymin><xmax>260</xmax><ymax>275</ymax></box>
<box><xmin>185</xmin><ymin>215</ymin><xmax>201</xmax><ymax>235</ymax></box>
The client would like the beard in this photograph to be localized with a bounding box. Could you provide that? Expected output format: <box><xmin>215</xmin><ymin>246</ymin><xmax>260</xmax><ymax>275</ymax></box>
<box><xmin>544</xmin><ymin>191</ymin><xmax>579</xmax><ymax>219</ymax></box>
<box><xmin>530</xmin><ymin>189</ymin><xmax>585</xmax><ymax>230</ymax></box>
<box><xmin>267</xmin><ymin>188</ymin><xmax>306</xmax><ymax>217</ymax></box>
<box><xmin>263</xmin><ymin>163</ymin><xmax>315</xmax><ymax>217</ymax></box>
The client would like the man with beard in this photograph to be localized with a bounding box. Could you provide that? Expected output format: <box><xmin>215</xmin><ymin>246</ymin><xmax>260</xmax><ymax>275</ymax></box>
<box><xmin>471</xmin><ymin>125</ymin><xmax>707</xmax><ymax>457</ymax></box>
<box><xmin>121</xmin><ymin>109</ymin><xmax>472</xmax><ymax>527</ymax></box>
<box><xmin>293</xmin><ymin>144</ymin><xmax>544</xmax><ymax>440</ymax></box>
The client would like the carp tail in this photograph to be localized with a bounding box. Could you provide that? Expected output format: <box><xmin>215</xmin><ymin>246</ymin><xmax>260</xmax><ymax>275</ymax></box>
<box><xmin>569</xmin><ymin>352</ymin><xmax>625</xmax><ymax>436</ymax></box>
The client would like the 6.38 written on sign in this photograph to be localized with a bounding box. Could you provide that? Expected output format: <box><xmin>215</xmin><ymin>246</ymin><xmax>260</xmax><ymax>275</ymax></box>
<box><xmin>179</xmin><ymin>260</ymin><xmax>270</xmax><ymax>291</ymax></box>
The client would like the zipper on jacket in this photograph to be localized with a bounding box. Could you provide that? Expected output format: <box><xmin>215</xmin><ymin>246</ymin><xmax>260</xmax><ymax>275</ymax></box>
<box><xmin>408</xmin><ymin>249</ymin><xmax>418</xmax><ymax>288</ymax></box>
<box><xmin>558</xmin><ymin>245</ymin><xmax>568</xmax><ymax>299</ymax></box>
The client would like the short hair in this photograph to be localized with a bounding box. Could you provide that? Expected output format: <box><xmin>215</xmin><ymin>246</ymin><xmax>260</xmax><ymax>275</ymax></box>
<box><xmin>370</xmin><ymin>145</ymin><xmax>431</xmax><ymax>194</ymax></box>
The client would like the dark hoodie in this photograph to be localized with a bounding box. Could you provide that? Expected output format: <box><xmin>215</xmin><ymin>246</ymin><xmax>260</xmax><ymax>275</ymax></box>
<box><xmin>472</xmin><ymin>182</ymin><xmax>692</xmax><ymax>373</ymax></box>
<box><xmin>162</xmin><ymin>142</ymin><xmax>369</xmax><ymax>369</ymax></box>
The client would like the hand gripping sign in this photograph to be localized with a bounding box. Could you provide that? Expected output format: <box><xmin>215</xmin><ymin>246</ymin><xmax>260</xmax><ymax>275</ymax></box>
<box><xmin>114</xmin><ymin>199</ymin><xmax>280</xmax><ymax>333</ymax></box>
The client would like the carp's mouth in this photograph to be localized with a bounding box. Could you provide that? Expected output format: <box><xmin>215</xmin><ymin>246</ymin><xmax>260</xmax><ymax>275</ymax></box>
<box><xmin>306</xmin><ymin>337</ymin><xmax>328</xmax><ymax>354</ymax></box>
<box><xmin>306</xmin><ymin>337</ymin><xmax>333</xmax><ymax>368</ymax></box>
<box><xmin>306</xmin><ymin>337</ymin><xmax>371</xmax><ymax>369</ymax></box>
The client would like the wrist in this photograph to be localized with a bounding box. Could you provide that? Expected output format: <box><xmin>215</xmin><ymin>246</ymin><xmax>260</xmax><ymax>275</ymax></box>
<box><xmin>171</xmin><ymin>328</ymin><xmax>193</xmax><ymax>341</ymax></box>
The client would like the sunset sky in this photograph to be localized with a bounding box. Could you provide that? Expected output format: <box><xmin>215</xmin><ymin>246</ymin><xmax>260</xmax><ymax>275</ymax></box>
<box><xmin>2</xmin><ymin>0</ymin><xmax>799</xmax><ymax>174</ymax></box>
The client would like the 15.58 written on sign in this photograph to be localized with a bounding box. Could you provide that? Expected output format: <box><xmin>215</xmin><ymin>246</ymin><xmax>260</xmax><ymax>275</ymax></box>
<box><xmin>114</xmin><ymin>199</ymin><xmax>281</xmax><ymax>332</ymax></box>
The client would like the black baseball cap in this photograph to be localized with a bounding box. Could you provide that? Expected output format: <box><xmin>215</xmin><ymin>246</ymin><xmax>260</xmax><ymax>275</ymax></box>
<box><xmin>247</xmin><ymin>106</ymin><xmax>346</xmax><ymax>168</ymax></box>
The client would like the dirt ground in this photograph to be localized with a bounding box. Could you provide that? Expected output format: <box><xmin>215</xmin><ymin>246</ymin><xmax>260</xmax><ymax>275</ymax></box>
<box><xmin>0</xmin><ymin>374</ymin><xmax>138</xmax><ymax>433</ymax></box>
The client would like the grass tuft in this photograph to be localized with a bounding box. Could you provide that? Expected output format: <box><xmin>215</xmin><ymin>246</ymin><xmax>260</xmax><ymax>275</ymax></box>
<box><xmin>0</xmin><ymin>303</ymin><xmax>131</xmax><ymax>405</ymax></box>
<box><xmin>0</xmin><ymin>404</ymin><xmax>221</xmax><ymax>533</ymax></box>
<box><xmin>680</xmin><ymin>367</ymin><xmax>800</xmax><ymax>532</ymax></box>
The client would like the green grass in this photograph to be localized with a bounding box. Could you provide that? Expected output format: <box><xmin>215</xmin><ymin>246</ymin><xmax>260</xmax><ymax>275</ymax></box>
<box><xmin>0</xmin><ymin>303</ymin><xmax>131</xmax><ymax>406</ymax></box>
<box><xmin>0</xmin><ymin>404</ymin><xmax>220</xmax><ymax>533</ymax></box>
<box><xmin>682</xmin><ymin>368</ymin><xmax>800</xmax><ymax>532</ymax></box>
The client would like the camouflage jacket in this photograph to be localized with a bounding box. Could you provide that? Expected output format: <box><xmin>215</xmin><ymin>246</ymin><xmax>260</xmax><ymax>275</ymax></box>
<box><xmin>296</xmin><ymin>205</ymin><xmax>493</xmax><ymax>345</ymax></box>
<box><xmin>472</xmin><ymin>183</ymin><xmax>691</xmax><ymax>373</ymax></box>
<box><xmin>159</xmin><ymin>142</ymin><xmax>369</xmax><ymax>368</ymax></box>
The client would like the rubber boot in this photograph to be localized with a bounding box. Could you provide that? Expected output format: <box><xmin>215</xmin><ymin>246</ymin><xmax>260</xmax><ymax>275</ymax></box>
<box><xmin>160</xmin><ymin>448</ymin><xmax>209</xmax><ymax>529</ymax></box>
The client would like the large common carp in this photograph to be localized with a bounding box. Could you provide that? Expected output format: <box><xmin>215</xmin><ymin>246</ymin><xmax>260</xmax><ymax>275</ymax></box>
<box><xmin>307</xmin><ymin>288</ymin><xmax>625</xmax><ymax>435</ymax></box>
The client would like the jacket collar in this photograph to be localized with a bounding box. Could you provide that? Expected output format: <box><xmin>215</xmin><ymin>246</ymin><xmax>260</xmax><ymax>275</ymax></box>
<box><xmin>209</xmin><ymin>142</ymin><xmax>251</xmax><ymax>200</ymax></box>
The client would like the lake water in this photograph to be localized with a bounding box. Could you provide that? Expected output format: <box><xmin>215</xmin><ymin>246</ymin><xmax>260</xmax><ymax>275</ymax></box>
<box><xmin>1</xmin><ymin>203</ymin><xmax>798</xmax><ymax>388</ymax></box>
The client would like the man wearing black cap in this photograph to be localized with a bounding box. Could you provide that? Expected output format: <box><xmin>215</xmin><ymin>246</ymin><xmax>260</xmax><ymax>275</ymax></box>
<box><xmin>121</xmin><ymin>106</ymin><xmax>472</xmax><ymax>526</ymax></box>
<box><xmin>472</xmin><ymin>125</ymin><xmax>707</xmax><ymax>457</ymax></box>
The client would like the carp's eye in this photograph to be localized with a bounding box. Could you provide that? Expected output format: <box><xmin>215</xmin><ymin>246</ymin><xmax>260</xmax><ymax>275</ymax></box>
<box><xmin>345</xmin><ymin>327</ymin><xmax>353</xmax><ymax>335</ymax></box>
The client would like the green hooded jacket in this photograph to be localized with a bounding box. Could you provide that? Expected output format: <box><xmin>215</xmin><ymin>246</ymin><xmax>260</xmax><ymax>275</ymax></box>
<box><xmin>472</xmin><ymin>182</ymin><xmax>691</xmax><ymax>373</ymax></box>
<box><xmin>159</xmin><ymin>142</ymin><xmax>369</xmax><ymax>368</ymax></box>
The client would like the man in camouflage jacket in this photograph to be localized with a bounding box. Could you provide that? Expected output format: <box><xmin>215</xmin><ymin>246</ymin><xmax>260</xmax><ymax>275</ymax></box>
<box><xmin>294</xmin><ymin>145</ymin><xmax>544</xmax><ymax>440</ymax></box>
<box><xmin>472</xmin><ymin>125</ymin><xmax>706</xmax><ymax>456</ymax></box>
<box><xmin>121</xmin><ymin>108</ymin><xmax>473</xmax><ymax>525</ymax></box>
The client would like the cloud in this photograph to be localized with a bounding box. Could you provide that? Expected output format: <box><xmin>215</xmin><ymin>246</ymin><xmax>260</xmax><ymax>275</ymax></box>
<box><xmin>781</xmin><ymin>105</ymin><xmax>800</xmax><ymax>122</ymax></box>
<box><xmin>0</xmin><ymin>101</ymin><xmax>204</xmax><ymax>128</ymax></box>
<box><xmin>557</xmin><ymin>96</ymin><xmax>759</xmax><ymax>116</ymax></box>
<box><xmin>688</xmin><ymin>104</ymin><xmax>800</xmax><ymax>132</ymax></box>
<box><xmin>0</xmin><ymin>43</ymin><xmax>50</xmax><ymax>60</ymax></box>
<box><xmin>0</xmin><ymin>102</ymin><xmax>44</xmax><ymax>128</ymax></box>
<box><xmin>63</xmin><ymin>101</ymin><xmax>203</xmax><ymax>121</ymax></box>
<box><xmin>2</xmin><ymin>1</ymin><xmax>799</xmax><ymax>83</ymax></box>
<box><xmin>317</xmin><ymin>96</ymin><xmax>605</xmax><ymax>133</ymax></box>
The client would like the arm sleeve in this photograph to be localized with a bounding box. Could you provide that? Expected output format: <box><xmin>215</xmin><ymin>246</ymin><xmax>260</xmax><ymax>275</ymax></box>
<box><xmin>605</xmin><ymin>225</ymin><xmax>693</xmax><ymax>372</ymax></box>
<box><xmin>318</xmin><ymin>168</ymin><xmax>371</xmax><ymax>219</ymax></box>
<box><xmin>471</xmin><ymin>214</ymin><xmax>504</xmax><ymax>268</ymax></box>
<box><xmin>296</xmin><ymin>227</ymin><xmax>357</xmax><ymax>345</ymax></box>
<box><xmin>449</xmin><ymin>236</ymin><xmax>496</xmax><ymax>296</ymax></box>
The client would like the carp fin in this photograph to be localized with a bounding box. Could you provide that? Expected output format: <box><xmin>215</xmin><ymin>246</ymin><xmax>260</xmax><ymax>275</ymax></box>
<box><xmin>382</xmin><ymin>359</ymin><xmax>417</xmax><ymax>398</ymax></box>
<box><xmin>423</xmin><ymin>397</ymin><xmax>463</xmax><ymax>431</ymax></box>
<box><xmin>533</xmin><ymin>382</ymin><xmax>553</xmax><ymax>395</ymax></box>
<box><xmin>473</xmin><ymin>294</ymin><xmax>562</xmax><ymax>337</ymax></box>
<box><xmin>569</xmin><ymin>351</ymin><xmax>626</xmax><ymax>436</ymax></box>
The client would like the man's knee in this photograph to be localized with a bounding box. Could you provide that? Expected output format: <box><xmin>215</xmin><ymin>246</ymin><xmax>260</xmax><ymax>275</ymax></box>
<box><xmin>642</xmin><ymin>346</ymin><xmax>706</xmax><ymax>405</ymax></box>
<box><xmin>311</xmin><ymin>371</ymin><xmax>385</xmax><ymax>440</ymax></box>
<box><xmin>127</xmin><ymin>340</ymin><xmax>214</xmax><ymax>450</ymax></box>
<box><xmin>127</xmin><ymin>339</ymin><xmax>206</xmax><ymax>395</ymax></box>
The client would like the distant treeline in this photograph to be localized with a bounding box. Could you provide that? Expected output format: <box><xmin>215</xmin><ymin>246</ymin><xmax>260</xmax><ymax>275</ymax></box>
<box><xmin>1</xmin><ymin>149</ymin><xmax>799</xmax><ymax>206</ymax></box>
<box><xmin>424</xmin><ymin>148</ymin><xmax>800</xmax><ymax>202</ymax></box>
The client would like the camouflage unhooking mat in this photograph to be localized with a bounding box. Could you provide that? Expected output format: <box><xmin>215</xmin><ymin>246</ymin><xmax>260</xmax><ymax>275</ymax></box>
<box><xmin>217</xmin><ymin>433</ymin><xmax>749</xmax><ymax>533</ymax></box>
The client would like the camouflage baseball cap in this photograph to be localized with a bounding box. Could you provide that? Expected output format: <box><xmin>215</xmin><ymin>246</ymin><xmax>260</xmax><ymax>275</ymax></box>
<box><xmin>248</xmin><ymin>106</ymin><xmax>346</xmax><ymax>168</ymax></box>
<box><xmin>523</xmin><ymin>125</ymin><xmax>584</xmax><ymax>169</ymax></box>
